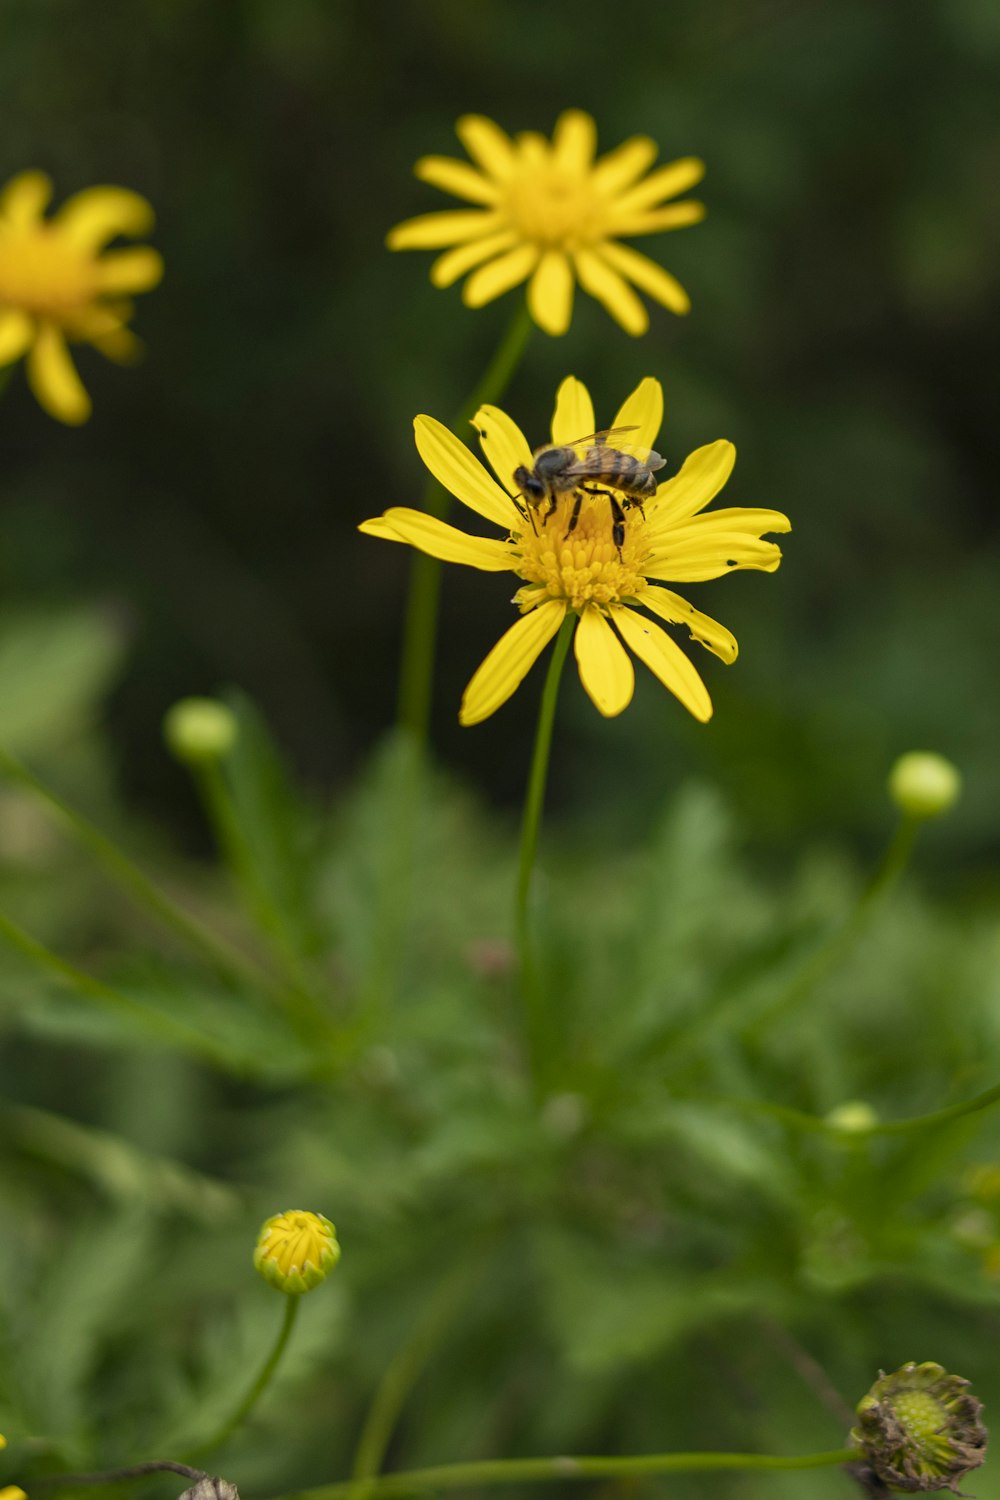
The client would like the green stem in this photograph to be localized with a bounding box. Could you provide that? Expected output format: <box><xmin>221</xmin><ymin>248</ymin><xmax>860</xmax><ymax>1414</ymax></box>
<box><xmin>397</xmin><ymin>298</ymin><xmax>534</xmax><ymax>741</ymax></box>
<box><xmin>350</xmin><ymin>1259</ymin><xmax>481</xmax><ymax>1488</ymax></box>
<box><xmin>745</xmin><ymin>813</ymin><xmax>919</xmax><ymax>1037</ymax></box>
<box><xmin>192</xmin><ymin>760</ymin><xmax>330</xmax><ymax>1035</ymax></box>
<box><xmin>515</xmin><ymin>615</ymin><xmax>574</xmax><ymax>1087</ymax></box>
<box><xmin>714</xmin><ymin>1078</ymin><xmax>1000</xmax><ymax>1138</ymax></box>
<box><xmin>0</xmin><ymin>743</ymin><xmax>269</xmax><ymax>994</ymax></box>
<box><xmin>0</xmin><ymin>908</ymin><xmax>224</xmax><ymax>1062</ymax></box>
<box><xmin>185</xmin><ymin>1294</ymin><xmax>300</xmax><ymax>1461</ymax></box>
<box><xmin>270</xmin><ymin>1447</ymin><xmax>860</xmax><ymax>1500</ymax></box>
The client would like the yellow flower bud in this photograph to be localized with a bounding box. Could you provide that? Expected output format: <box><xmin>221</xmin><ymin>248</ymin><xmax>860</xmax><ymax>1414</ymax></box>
<box><xmin>253</xmin><ymin>1210</ymin><xmax>340</xmax><ymax>1294</ymax></box>
<box><xmin>0</xmin><ymin>1487</ymin><xmax>27</xmax><ymax>1500</ymax></box>
<box><xmin>851</xmin><ymin>1361</ymin><xmax>987</xmax><ymax>1491</ymax></box>
<box><xmin>163</xmin><ymin>698</ymin><xmax>238</xmax><ymax>764</ymax></box>
<box><xmin>825</xmin><ymin>1100</ymin><xmax>879</xmax><ymax>1133</ymax></box>
<box><xmin>888</xmin><ymin>752</ymin><xmax>962</xmax><ymax>821</ymax></box>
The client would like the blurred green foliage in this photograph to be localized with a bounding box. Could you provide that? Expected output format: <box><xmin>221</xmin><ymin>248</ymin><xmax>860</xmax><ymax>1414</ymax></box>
<box><xmin>1</xmin><ymin>5</ymin><xmax>1000</xmax><ymax>1500</ymax></box>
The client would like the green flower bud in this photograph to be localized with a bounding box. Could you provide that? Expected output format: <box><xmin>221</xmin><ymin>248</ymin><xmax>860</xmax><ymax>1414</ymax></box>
<box><xmin>888</xmin><ymin>753</ymin><xmax>962</xmax><ymax>821</ymax></box>
<box><xmin>253</xmin><ymin>1210</ymin><xmax>340</xmax><ymax>1294</ymax></box>
<box><xmin>163</xmin><ymin>698</ymin><xmax>238</xmax><ymax>765</ymax></box>
<box><xmin>826</xmin><ymin>1100</ymin><xmax>879</xmax><ymax>1134</ymax></box>
<box><xmin>851</xmin><ymin>1362</ymin><xmax>987</xmax><ymax>1491</ymax></box>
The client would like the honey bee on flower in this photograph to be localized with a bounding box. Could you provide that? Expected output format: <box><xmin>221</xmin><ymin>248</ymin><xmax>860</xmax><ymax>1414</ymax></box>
<box><xmin>361</xmin><ymin>377</ymin><xmax>790</xmax><ymax>725</ymax></box>
<box><xmin>387</xmin><ymin>111</ymin><xmax>705</xmax><ymax>336</ymax></box>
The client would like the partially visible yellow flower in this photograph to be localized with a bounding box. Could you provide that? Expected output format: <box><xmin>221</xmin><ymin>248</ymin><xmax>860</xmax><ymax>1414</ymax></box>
<box><xmin>253</xmin><ymin>1210</ymin><xmax>340</xmax><ymax>1294</ymax></box>
<box><xmin>0</xmin><ymin>171</ymin><xmax>163</xmax><ymax>424</ymax></box>
<box><xmin>0</xmin><ymin>1488</ymin><xmax>27</xmax><ymax>1500</ymax></box>
<box><xmin>387</xmin><ymin>111</ymin><xmax>704</xmax><ymax>336</ymax></box>
<box><xmin>361</xmin><ymin>376</ymin><xmax>789</xmax><ymax>725</ymax></box>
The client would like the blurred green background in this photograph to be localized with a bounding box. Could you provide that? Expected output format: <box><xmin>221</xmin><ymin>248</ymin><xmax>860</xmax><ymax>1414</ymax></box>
<box><xmin>2</xmin><ymin>5</ymin><xmax>1000</xmax><ymax>1500</ymax></box>
<box><xmin>2</xmin><ymin>0</ymin><xmax>998</xmax><ymax>857</ymax></box>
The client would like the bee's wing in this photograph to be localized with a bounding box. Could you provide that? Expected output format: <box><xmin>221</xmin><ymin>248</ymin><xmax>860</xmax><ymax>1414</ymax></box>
<box><xmin>560</xmin><ymin>426</ymin><xmax>666</xmax><ymax>469</ymax></box>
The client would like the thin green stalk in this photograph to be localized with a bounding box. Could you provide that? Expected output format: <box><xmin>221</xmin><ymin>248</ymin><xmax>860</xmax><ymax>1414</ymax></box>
<box><xmin>0</xmin><ymin>908</ymin><xmax>224</xmax><ymax>1062</ymax></box>
<box><xmin>185</xmin><ymin>1294</ymin><xmax>300</xmax><ymax>1461</ymax></box>
<box><xmin>0</xmin><ymin>743</ymin><xmax>269</xmax><ymax>994</ymax></box>
<box><xmin>271</xmin><ymin>1447</ymin><xmax>860</xmax><ymax>1500</ymax></box>
<box><xmin>515</xmin><ymin>615</ymin><xmax>574</xmax><ymax>1086</ymax></box>
<box><xmin>350</xmin><ymin>1258</ymin><xmax>482</xmax><ymax>1488</ymax></box>
<box><xmin>192</xmin><ymin>759</ymin><xmax>330</xmax><ymax>1035</ymax></box>
<box><xmin>714</xmin><ymin>1079</ymin><xmax>1000</xmax><ymax>1138</ymax></box>
<box><xmin>744</xmin><ymin>813</ymin><xmax>919</xmax><ymax>1037</ymax></box>
<box><xmin>397</xmin><ymin>298</ymin><xmax>534</xmax><ymax>740</ymax></box>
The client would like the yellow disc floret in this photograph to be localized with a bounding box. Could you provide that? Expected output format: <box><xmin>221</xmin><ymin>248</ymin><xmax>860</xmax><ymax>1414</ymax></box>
<box><xmin>512</xmin><ymin>491</ymin><xmax>647</xmax><ymax>613</ymax></box>
<box><xmin>253</xmin><ymin>1210</ymin><xmax>341</xmax><ymax>1295</ymax></box>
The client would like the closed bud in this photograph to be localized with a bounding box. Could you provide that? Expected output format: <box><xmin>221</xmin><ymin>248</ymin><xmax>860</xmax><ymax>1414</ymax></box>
<box><xmin>253</xmin><ymin>1210</ymin><xmax>340</xmax><ymax>1294</ymax></box>
<box><xmin>851</xmin><ymin>1361</ymin><xmax>987</xmax><ymax>1491</ymax></box>
<box><xmin>163</xmin><ymin>698</ymin><xmax>238</xmax><ymax>764</ymax></box>
<box><xmin>888</xmin><ymin>753</ymin><xmax>961</xmax><ymax>821</ymax></box>
<box><xmin>826</xmin><ymin>1100</ymin><xmax>879</xmax><ymax>1134</ymax></box>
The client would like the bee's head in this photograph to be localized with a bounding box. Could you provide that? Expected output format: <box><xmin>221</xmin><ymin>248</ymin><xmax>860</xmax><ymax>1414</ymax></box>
<box><xmin>514</xmin><ymin>465</ymin><xmax>545</xmax><ymax>502</ymax></box>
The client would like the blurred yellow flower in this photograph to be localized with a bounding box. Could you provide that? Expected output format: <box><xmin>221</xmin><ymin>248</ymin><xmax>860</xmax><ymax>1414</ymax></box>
<box><xmin>361</xmin><ymin>377</ymin><xmax>789</xmax><ymax>724</ymax></box>
<box><xmin>0</xmin><ymin>1488</ymin><xmax>27</xmax><ymax>1500</ymax></box>
<box><xmin>387</xmin><ymin>111</ymin><xmax>704</xmax><ymax>336</ymax></box>
<box><xmin>253</xmin><ymin>1209</ymin><xmax>340</xmax><ymax>1294</ymax></box>
<box><xmin>0</xmin><ymin>171</ymin><xmax>163</xmax><ymax>424</ymax></box>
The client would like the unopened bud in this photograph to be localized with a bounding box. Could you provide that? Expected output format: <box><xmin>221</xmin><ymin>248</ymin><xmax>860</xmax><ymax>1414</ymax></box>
<box><xmin>163</xmin><ymin>698</ymin><xmax>238</xmax><ymax>765</ymax></box>
<box><xmin>888</xmin><ymin>753</ymin><xmax>961</xmax><ymax>821</ymax></box>
<box><xmin>851</xmin><ymin>1361</ymin><xmax>987</xmax><ymax>1491</ymax></box>
<box><xmin>253</xmin><ymin>1209</ymin><xmax>340</xmax><ymax>1294</ymax></box>
<box><xmin>826</xmin><ymin>1101</ymin><xmax>878</xmax><ymax>1134</ymax></box>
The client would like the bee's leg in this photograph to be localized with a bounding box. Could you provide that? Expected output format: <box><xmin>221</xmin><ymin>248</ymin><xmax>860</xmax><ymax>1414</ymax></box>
<box><xmin>608</xmin><ymin>493</ymin><xmax>626</xmax><ymax>554</ymax></box>
<box><xmin>563</xmin><ymin>489</ymin><xmax>584</xmax><ymax>540</ymax></box>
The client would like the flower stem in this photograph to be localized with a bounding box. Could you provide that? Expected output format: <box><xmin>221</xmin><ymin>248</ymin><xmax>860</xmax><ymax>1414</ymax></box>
<box><xmin>268</xmin><ymin>1446</ymin><xmax>860</xmax><ymax>1500</ymax></box>
<box><xmin>0</xmin><ymin>742</ymin><xmax>269</xmax><ymax>995</ymax></box>
<box><xmin>184</xmin><ymin>1293</ymin><xmax>300</xmax><ymax>1461</ymax></box>
<box><xmin>744</xmin><ymin>812</ymin><xmax>920</xmax><ymax>1037</ymax></box>
<box><xmin>396</xmin><ymin>298</ymin><xmax>534</xmax><ymax>742</ymax></box>
<box><xmin>515</xmin><ymin>614</ymin><xmax>574</xmax><ymax>1087</ymax></box>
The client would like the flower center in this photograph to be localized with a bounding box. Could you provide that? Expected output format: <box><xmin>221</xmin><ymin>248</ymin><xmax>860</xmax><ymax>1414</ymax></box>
<box><xmin>505</xmin><ymin>167</ymin><xmax>607</xmax><ymax>248</ymax></box>
<box><xmin>512</xmin><ymin>490</ymin><xmax>648</xmax><ymax>612</ymax></box>
<box><xmin>0</xmin><ymin>225</ymin><xmax>97</xmax><ymax>317</ymax></box>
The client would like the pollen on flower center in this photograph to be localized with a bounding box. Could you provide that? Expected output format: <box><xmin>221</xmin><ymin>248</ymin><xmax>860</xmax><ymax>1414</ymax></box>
<box><xmin>512</xmin><ymin>490</ymin><xmax>647</xmax><ymax>612</ymax></box>
<box><xmin>505</xmin><ymin>169</ymin><xmax>606</xmax><ymax>248</ymax></box>
<box><xmin>0</xmin><ymin>226</ymin><xmax>96</xmax><ymax>315</ymax></box>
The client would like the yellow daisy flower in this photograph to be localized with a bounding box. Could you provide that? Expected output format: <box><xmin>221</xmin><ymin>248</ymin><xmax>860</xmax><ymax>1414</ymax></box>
<box><xmin>0</xmin><ymin>171</ymin><xmax>163</xmax><ymax>424</ymax></box>
<box><xmin>253</xmin><ymin>1209</ymin><xmax>341</xmax><ymax>1294</ymax></box>
<box><xmin>361</xmin><ymin>377</ymin><xmax>790</xmax><ymax>725</ymax></box>
<box><xmin>387</xmin><ymin>111</ymin><xmax>705</xmax><ymax>336</ymax></box>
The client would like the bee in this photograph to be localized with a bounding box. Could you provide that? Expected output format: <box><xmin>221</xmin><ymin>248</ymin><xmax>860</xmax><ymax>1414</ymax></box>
<box><xmin>512</xmin><ymin>427</ymin><xmax>666</xmax><ymax>551</ymax></box>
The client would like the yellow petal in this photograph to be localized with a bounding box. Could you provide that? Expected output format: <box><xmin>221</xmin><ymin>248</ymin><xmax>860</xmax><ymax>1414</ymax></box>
<box><xmin>414</xmin><ymin>414</ymin><xmax>518</xmax><ymax>527</ymax></box>
<box><xmin>430</xmin><ymin>230</ymin><xmax>518</xmax><ymax>288</ymax></box>
<box><xmin>638</xmin><ymin>586</ymin><xmax>738</xmax><ymax>663</ymax></box>
<box><xmin>55</xmin><ymin>185</ymin><xmax>154</xmax><ymax>248</ymax></box>
<box><xmin>551</xmin><ymin>376</ymin><xmax>595</xmax><ymax>445</ymax></box>
<box><xmin>95</xmin><ymin>247</ymin><xmax>164</xmax><ymax>295</ymax></box>
<box><xmin>574</xmin><ymin>606</ymin><xmax>634</xmax><ymax>716</ymax></box>
<box><xmin>26</xmin><ymin>322</ymin><xmax>91</xmax><ymax>424</ymax></box>
<box><xmin>527</xmin><ymin>250</ymin><xmax>574</xmax><ymax>335</ymax></box>
<box><xmin>91</xmin><ymin>325</ymin><xmax>143</xmax><ymax>365</ymax></box>
<box><xmin>573</xmin><ymin>248</ymin><xmax>648</xmax><ymax>335</ymax></box>
<box><xmin>671</xmin><ymin>507</ymin><xmax>792</xmax><ymax>541</ymax></box>
<box><xmin>359</xmin><ymin>507</ymin><xmax>516</xmax><ymax>570</ymax></box>
<box><xmin>0</xmin><ymin>309</ymin><xmax>34</xmax><ymax>365</ymax></box>
<box><xmin>648</xmin><ymin>441</ymin><xmax>736</xmax><ymax>528</ymax></box>
<box><xmin>415</xmin><ymin>155</ymin><xmax>499</xmax><ymax>205</ymax></box>
<box><xmin>644</xmin><ymin>535</ymin><xmax>784</xmax><ymax>581</ymax></box>
<box><xmin>610</xmin><ymin>375</ymin><xmax>663</xmax><ymax>455</ymax></box>
<box><xmin>611</xmin><ymin>201</ymin><xmax>706</xmax><ymax>237</ymax></box>
<box><xmin>456</xmin><ymin>115</ymin><xmax>518</xmax><ymax>181</ymax></box>
<box><xmin>611</xmin><ymin>606</ymin><xmax>712</xmax><ymax>721</ymax></box>
<box><xmin>591</xmin><ymin>136</ymin><xmax>658</xmax><ymax>195</ymax></box>
<box><xmin>473</xmin><ymin>403</ymin><xmax>533</xmax><ymax>493</ymax></box>
<box><xmin>599</xmin><ymin>241</ymin><xmax>690</xmax><ymax>314</ymax></box>
<box><xmin>463</xmin><ymin>244</ymin><xmax>538</xmax><ymax>307</ymax></box>
<box><xmin>613</xmin><ymin>157</ymin><xmax>705</xmax><ymax>213</ymax></box>
<box><xmin>460</xmin><ymin>600</ymin><xmax>567</xmax><ymax>726</ymax></box>
<box><xmin>552</xmin><ymin>110</ymin><xmax>598</xmax><ymax>174</ymax></box>
<box><xmin>387</xmin><ymin>209</ymin><xmax>504</xmax><ymax>250</ymax></box>
<box><xmin>0</xmin><ymin>170</ymin><xmax>52</xmax><ymax>225</ymax></box>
